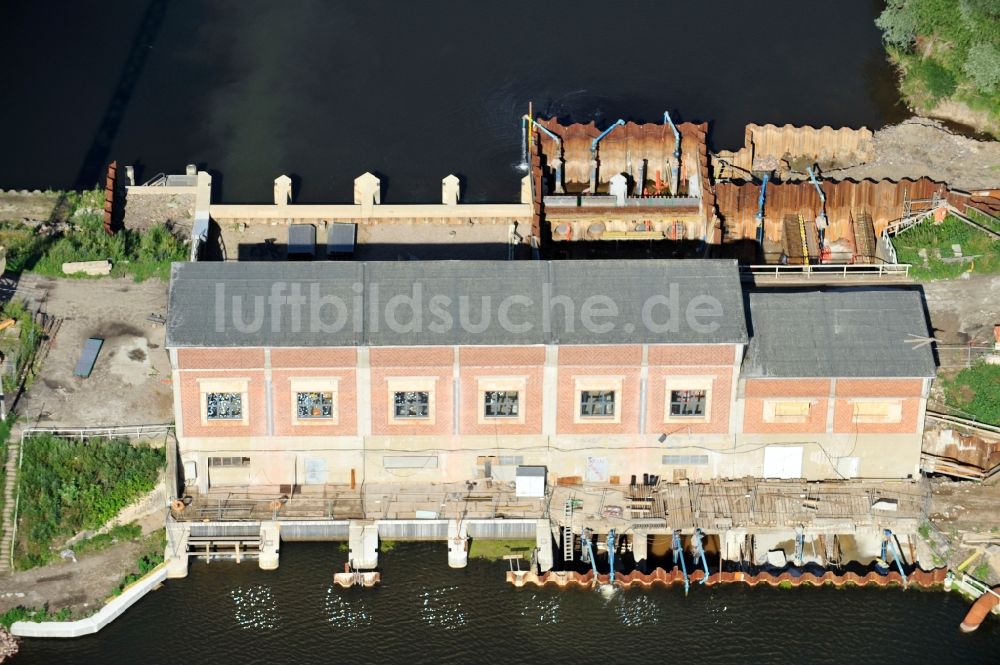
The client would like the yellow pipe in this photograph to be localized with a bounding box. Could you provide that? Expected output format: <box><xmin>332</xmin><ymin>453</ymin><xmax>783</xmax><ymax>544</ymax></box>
<box><xmin>957</xmin><ymin>549</ymin><xmax>981</xmax><ymax>572</ymax></box>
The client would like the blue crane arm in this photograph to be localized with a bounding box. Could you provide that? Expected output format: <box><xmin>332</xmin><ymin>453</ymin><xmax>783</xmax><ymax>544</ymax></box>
<box><xmin>663</xmin><ymin>111</ymin><xmax>681</xmax><ymax>158</ymax></box>
<box><xmin>591</xmin><ymin>119</ymin><xmax>625</xmax><ymax>154</ymax></box>
<box><xmin>806</xmin><ymin>166</ymin><xmax>827</xmax><ymax>206</ymax></box>
<box><xmin>673</xmin><ymin>530</ymin><xmax>690</xmax><ymax>596</ymax></box>
<box><xmin>607</xmin><ymin>529</ymin><xmax>616</xmax><ymax>587</ymax></box>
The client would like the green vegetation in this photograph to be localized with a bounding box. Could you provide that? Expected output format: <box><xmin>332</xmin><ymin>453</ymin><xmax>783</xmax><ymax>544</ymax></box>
<box><xmin>942</xmin><ymin>361</ymin><xmax>1000</xmax><ymax>425</ymax></box>
<box><xmin>112</xmin><ymin>530</ymin><xmax>166</xmax><ymax>597</ymax></box>
<box><xmin>918</xmin><ymin>522</ymin><xmax>932</xmax><ymax>540</ymax></box>
<box><xmin>71</xmin><ymin>522</ymin><xmax>144</xmax><ymax>558</ymax></box>
<box><xmin>972</xmin><ymin>561</ymin><xmax>991</xmax><ymax>580</ymax></box>
<box><xmin>0</xmin><ymin>188</ymin><xmax>187</xmax><ymax>282</ymax></box>
<box><xmin>0</xmin><ymin>300</ymin><xmax>44</xmax><ymax>395</ymax></box>
<box><xmin>877</xmin><ymin>0</ymin><xmax>1000</xmax><ymax>134</ymax></box>
<box><xmin>14</xmin><ymin>435</ymin><xmax>164</xmax><ymax>570</ymax></box>
<box><xmin>0</xmin><ymin>417</ymin><xmax>11</xmax><ymax>524</ymax></box>
<box><xmin>778</xmin><ymin>580</ymin><xmax>794</xmax><ymax>590</ymax></box>
<box><xmin>0</xmin><ymin>605</ymin><xmax>71</xmax><ymax>630</ymax></box>
<box><xmin>467</xmin><ymin>539</ymin><xmax>536</xmax><ymax>561</ymax></box>
<box><xmin>892</xmin><ymin>215</ymin><xmax>1000</xmax><ymax>279</ymax></box>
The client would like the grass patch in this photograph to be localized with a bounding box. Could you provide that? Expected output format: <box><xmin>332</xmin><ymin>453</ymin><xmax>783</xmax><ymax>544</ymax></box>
<box><xmin>112</xmin><ymin>530</ymin><xmax>165</xmax><ymax>597</ymax></box>
<box><xmin>14</xmin><ymin>435</ymin><xmax>164</xmax><ymax>570</ymax></box>
<box><xmin>918</xmin><ymin>522</ymin><xmax>931</xmax><ymax>540</ymax></box>
<box><xmin>0</xmin><ymin>605</ymin><xmax>71</xmax><ymax>630</ymax></box>
<box><xmin>972</xmin><ymin>561</ymin><xmax>991</xmax><ymax>581</ymax></box>
<box><xmin>467</xmin><ymin>539</ymin><xmax>536</xmax><ymax>561</ymax></box>
<box><xmin>0</xmin><ymin>300</ymin><xmax>44</xmax><ymax>395</ymax></box>
<box><xmin>892</xmin><ymin>216</ymin><xmax>1000</xmax><ymax>280</ymax></box>
<box><xmin>941</xmin><ymin>361</ymin><xmax>1000</xmax><ymax>425</ymax></box>
<box><xmin>1</xmin><ymin>188</ymin><xmax>187</xmax><ymax>282</ymax></box>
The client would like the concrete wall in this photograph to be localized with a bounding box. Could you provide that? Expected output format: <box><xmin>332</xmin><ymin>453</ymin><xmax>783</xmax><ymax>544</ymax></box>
<box><xmin>172</xmin><ymin>343</ymin><xmax>927</xmax><ymax>488</ymax></box>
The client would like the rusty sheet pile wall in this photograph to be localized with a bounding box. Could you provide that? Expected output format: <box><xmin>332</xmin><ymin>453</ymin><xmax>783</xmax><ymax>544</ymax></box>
<box><xmin>717</xmin><ymin>177</ymin><xmax>946</xmax><ymax>245</ymax></box>
<box><xmin>509</xmin><ymin>566</ymin><xmax>948</xmax><ymax>590</ymax></box>
<box><xmin>715</xmin><ymin>124</ymin><xmax>875</xmax><ymax>179</ymax></box>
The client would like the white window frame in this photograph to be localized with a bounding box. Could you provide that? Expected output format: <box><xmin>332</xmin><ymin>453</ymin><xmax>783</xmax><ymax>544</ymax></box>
<box><xmin>574</xmin><ymin>376</ymin><xmax>623</xmax><ymax>424</ymax></box>
<box><xmin>850</xmin><ymin>399</ymin><xmax>903</xmax><ymax>424</ymax></box>
<box><xmin>198</xmin><ymin>378</ymin><xmax>249</xmax><ymax>425</ymax></box>
<box><xmin>663</xmin><ymin>376</ymin><xmax>713</xmax><ymax>423</ymax></box>
<box><xmin>477</xmin><ymin>376</ymin><xmax>527</xmax><ymax>425</ymax></box>
<box><xmin>290</xmin><ymin>377</ymin><xmax>340</xmax><ymax>426</ymax></box>
<box><xmin>387</xmin><ymin>377</ymin><xmax>437</xmax><ymax>425</ymax></box>
<box><xmin>763</xmin><ymin>399</ymin><xmax>815</xmax><ymax>424</ymax></box>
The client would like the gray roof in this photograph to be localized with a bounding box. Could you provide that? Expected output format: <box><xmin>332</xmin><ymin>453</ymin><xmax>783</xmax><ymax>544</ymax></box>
<box><xmin>166</xmin><ymin>260</ymin><xmax>747</xmax><ymax>348</ymax></box>
<box><xmin>742</xmin><ymin>289</ymin><xmax>936</xmax><ymax>379</ymax></box>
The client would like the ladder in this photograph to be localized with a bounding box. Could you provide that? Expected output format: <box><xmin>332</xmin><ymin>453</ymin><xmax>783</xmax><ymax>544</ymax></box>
<box><xmin>562</xmin><ymin>499</ymin><xmax>574</xmax><ymax>562</ymax></box>
<box><xmin>797</xmin><ymin>214</ymin><xmax>810</xmax><ymax>267</ymax></box>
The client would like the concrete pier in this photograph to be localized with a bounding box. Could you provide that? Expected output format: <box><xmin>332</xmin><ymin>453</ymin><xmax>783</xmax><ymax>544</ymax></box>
<box><xmin>259</xmin><ymin>521</ymin><xmax>280</xmax><ymax>570</ymax></box>
<box><xmin>348</xmin><ymin>521</ymin><xmax>379</xmax><ymax>570</ymax></box>
<box><xmin>447</xmin><ymin>520</ymin><xmax>469</xmax><ymax>568</ymax></box>
<box><xmin>535</xmin><ymin>519</ymin><xmax>554</xmax><ymax>572</ymax></box>
<box><xmin>165</xmin><ymin>523</ymin><xmax>190</xmax><ymax>579</ymax></box>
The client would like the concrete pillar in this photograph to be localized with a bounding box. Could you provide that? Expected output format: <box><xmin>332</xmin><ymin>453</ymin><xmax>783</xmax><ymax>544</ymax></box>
<box><xmin>164</xmin><ymin>523</ymin><xmax>190</xmax><ymax>579</ymax></box>
<box><xmin>125</xmin><ymin>165</ymin><xmax>135</xmax><ymax>186</ymax></box>
<box><xmin>354</xmin><ymin>172</ymin><xmax>381</xmax><ymax>208</ymax></box>
<box><xmin>348</xmin><ymin>520</ymin><xmax>379</xmax><ymax>570</ymax></box>
<box><xmin>609</xmin><ymin>174</ymin><xmax>627</xmax><ymax>206</ymax></box>
<box><xmin>632</xmin><ymin>531</ymin><xmax>649</xmax><ymax>572</ymax></box>
<box><xmin>274</xmin><ymin>175</ymin><xmax>292</xmax><ymax>206</ymax></box>
<box><xmin>589</xmin><ymin>160</ymin><xmax>599</xmax><ymax>194</ymax></box>
<box><xmin>259</xmin><ymin>521</ymin><xmax>280</xmax><ymax>570</ymax></box>
<box><xmin>442</xmin><ymin>174</ymin><xmax>460</xmax><ymax>205</ymax></box>
<box><xmin>551</xmin><ymin>159</ymin><xmax>564</xmax><ymax>194</ymax></box>
<box><xmin>447</xmin><ymin>520</ymin><xmax>469</xmax><ymax>568</ymax></box>
<box><xmin>520</xmin><ymin>175</ymin><xmax>532</xmax><ymax>204</ymax></box>
<box><xmin>535</xmin><ymin>519</ymin><xmax>554</xmax><ymax>573</ymax></box>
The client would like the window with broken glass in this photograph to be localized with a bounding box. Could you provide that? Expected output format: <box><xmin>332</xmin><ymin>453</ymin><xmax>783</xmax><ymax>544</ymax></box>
<box><xmin>394</xmin><ymin>391</ymin><xmax>430</xmax><ymax>418</ymax></box>
<box><xmin>206</xmin><ymin>392</ymin><xmax>243</xmax><ymax>420</ymax></box>
<box><xmin>580</xmin><ymin>390</ymin><xmax>615</xmax><ymax>417</ymax></box>
<box><xmin>296</xmin><ymin>391</ymin><xmax>334</xmax><ymax>419</ymax></box>
<box><xmin>670</xmin><ymin>389</ymin><xmax>707</xmax><ymax>417</ymax></box>
<box><xmin>483</xmin><ymin>390</ymin><xmax>519</xmax><ymax>418</ymax></box>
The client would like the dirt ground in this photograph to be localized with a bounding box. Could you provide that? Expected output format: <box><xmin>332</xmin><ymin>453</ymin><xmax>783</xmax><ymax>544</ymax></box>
<box><xmin>823</xmin><ymin>118</ymin><xmax>1000</xmax><ymax>191</ymax></box>
<box><xmin>921</xmin><ymin>274</ymin><xmax>1000</xmax><ymax>345</ymax></box>
<box><xmin>9</xmin><ymin>274</ymin><xmax>173</xmax><ymax>428</ymax></box>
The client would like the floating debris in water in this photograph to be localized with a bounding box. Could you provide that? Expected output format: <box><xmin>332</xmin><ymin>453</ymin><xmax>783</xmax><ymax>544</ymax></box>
<box><xmin>324</xmin><ymin>586</ymin><xmax>372</xmax><ymax>627</ymax></box>
<box><xmin>419</xmin><ymin>586</ymin><xmax>466</xmax><ymax>630</ymax></box>
<box><xmin>518</xmin><ymin>594</ymin><xmax>559</xmax><ymax>625</ymax></box>
<box><xmin>230</xmin><ymin>585</ymin><xmax>280</xmax><ymax>630</ymax></box>
<box><xmin>613</xmin><ymin>593</ymin><xmax>660</xmax><ymax>627</ymax></box>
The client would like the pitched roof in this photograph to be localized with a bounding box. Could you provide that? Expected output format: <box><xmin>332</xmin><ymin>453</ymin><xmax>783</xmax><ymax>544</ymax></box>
<box><xmin>166</xmin><ymin>259</ymin><xmax>748</xmax><ymax>348</ymax></box>
<box><xmin>742</xmin><ymin>289</ymin><xmax>936</xmax><ymax>379</ymax></box>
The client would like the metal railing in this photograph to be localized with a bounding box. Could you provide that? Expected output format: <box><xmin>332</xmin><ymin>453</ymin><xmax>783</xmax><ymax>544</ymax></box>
<box><xmin>740</xmin><ymin>263</ymin><xmax>911</xmax><ymax>279</ymax></box>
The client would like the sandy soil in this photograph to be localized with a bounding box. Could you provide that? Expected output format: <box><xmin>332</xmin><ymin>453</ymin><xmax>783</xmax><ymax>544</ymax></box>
<box><xmin>10</xmin><ymin>274</ymin><xmax>173</xmax><ymax>428</ymax></box>
<box><xmin>823</xmin><ymin>118</ymin><xmax>1000</xmax><ymax>191</ymax></box>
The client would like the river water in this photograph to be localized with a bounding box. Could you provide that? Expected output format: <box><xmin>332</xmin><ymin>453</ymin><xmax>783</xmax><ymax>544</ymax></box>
<box><xmin>0</xmin><ymin>0</ymin><xmax>906</xmax><ymax>203</ymax></box>
<box><xmin>15</xmin><ymin>543</ymin><xmax>1000</xmax><ymax>664</ymax></box>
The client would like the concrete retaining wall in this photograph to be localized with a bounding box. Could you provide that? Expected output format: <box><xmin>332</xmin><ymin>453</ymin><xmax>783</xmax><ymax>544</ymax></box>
<box><xmin>11</xmin><ymin>565</ymin><xmax>167</xmax><ymax>638</ymax></box>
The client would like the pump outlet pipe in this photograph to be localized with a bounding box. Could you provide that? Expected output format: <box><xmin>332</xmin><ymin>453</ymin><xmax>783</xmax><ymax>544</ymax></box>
<box><xmin>607</xmin><ymin>529</ymin><xmax>616</xmax><ymax>587</ymax></box>
<box><xmin>693</xmin><ymin>528</ymin><xmax>710</xmax><ymax>584</ymax></box>
<box><xmin>807</xmin><ymin>165</ymin><xmax>828</xmax><ymax>245</ymax></box>
<box><xmin>589</xmin><ymin>119</ymin><xmax>625</xmax><ymax>193</ymax></box>
<box><xmin>673</xmin><ymin>529</ymin><xmax>690</xmax><ymax>596</ymax></box>
<box><xmin>524</xmin><ymin>115</ymin><xmax>564</xmax><ymax>194</ymax></box>
<box><xmin>663</xmin><ymin>111</ymin><xmax>681</xmax><ymax>194</ymax></box>
<box><xmin>756</xmin><ymin>174</ymin><xmax>769</xmax><ymax>246</ymax></box>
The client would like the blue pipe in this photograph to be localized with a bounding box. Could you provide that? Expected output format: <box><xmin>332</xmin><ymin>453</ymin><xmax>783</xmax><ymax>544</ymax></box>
<box><xmin>664</xmin><ymin>111</ymin><xmax>681</xmax><ymax>194</ymax></box>
<box><xmin>693</xmin><ymin>528</ymin><xmax>710</xmax><ymax>584</ymax></box>
<box><xmin>583</xmin><ymin>529</ymin><xmax>600</xmax><ymax>584</ymax></box>
<box><xmin>756</xmin><ymin>174</ymin><xmax>769</xmax><ymax>245</ymax></box>
<box><xmin>673</xmin><ymin>530</ymin><xmax>689</xmax><ymax>596</ymax></box>
<box><xmin>795</xmin><ymin>528</ymin><xmax>804</xmax><ymax>565</ymax></box>
<box><xmin>884</xmin><ymin>529</ymin><xmax>908</xmax><ymax>586</ymax></box>
<box><xmin>607</xmin><ymin>529</ymin><xmax>616</xmax><ymax>587</ymax></box>
<box><xmin>807</xmin><ymin>165</ymin><xmax>828</xmax><ymax>245</ymax></box>
<box><xmin>591</xmin><ymin>119</ymin><xmax>625</xmax><ymax>155</ymax></box>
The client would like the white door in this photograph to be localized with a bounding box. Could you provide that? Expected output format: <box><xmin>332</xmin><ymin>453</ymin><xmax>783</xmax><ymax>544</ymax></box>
<box><xmin>763</xmin><ymin>446</ymin><xmax>803</xmax><ymax>479</ymax></box>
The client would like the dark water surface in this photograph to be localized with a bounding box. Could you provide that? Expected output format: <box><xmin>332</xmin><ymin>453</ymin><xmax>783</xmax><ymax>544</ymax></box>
<box><xmin>0</xmin><ymin>1</ymin><xmax>906</xmax><ymax>203</ymax></box>
<box><xmin>16</xmin><ymin>543</ymin><xmax>1000</xmax><ymax>664</ymax></box>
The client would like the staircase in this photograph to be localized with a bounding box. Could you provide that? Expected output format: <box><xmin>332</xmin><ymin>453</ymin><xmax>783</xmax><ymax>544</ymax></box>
<box><xmin>562</xmin><ymin>499</ymin><xmax>574</xmax><ymax>562</ymax></box>
<box><xmin>0</xmin><ymin>434</ymin><xmax>20</xmax><ymax>573</ymax></box>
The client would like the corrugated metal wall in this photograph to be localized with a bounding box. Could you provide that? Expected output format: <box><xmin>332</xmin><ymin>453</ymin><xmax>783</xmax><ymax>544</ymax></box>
<box><xmin>280</xmin><ymin>520</ymin><xmax>350</xmax><ymax>541</ymax></box>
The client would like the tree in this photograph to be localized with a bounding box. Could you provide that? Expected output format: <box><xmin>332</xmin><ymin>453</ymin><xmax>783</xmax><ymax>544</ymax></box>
<box><xmin>876</xmin><ymin>0</ymin><xmax>920</xmax><ymax>46</ymax></box>
<box><xmin>963</xmin><ymin>44</ymin><xmax>1000</xmax><ymax>93</ymax></box>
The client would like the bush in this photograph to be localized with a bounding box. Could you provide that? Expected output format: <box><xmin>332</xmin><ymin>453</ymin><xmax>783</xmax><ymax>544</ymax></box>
<box><xmin>913</xmin><ymin>58</ymin><xmax>958</xmax><ymax>100</ymax></box>
<box><xmin>0</xmin><ymin>606</ymin><xmax>71</xmax><ymax>629</ymax></box>
<box><xmin>964</xmin><ymin>44</ymin><xmax>1000</xmax><ymax>94</ymax></box>
<box><xmin>14</xmin><ymin>435</ymin><xmax>164</xmax><ymax>570</ymax></box>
